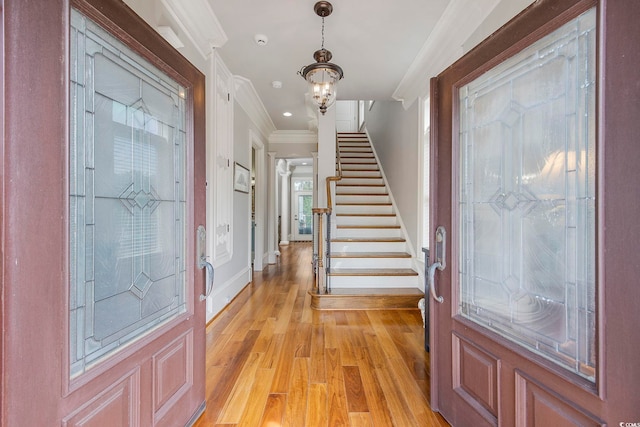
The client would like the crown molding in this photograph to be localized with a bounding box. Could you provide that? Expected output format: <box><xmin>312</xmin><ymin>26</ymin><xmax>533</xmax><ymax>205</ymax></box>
<box><xmin>160</xmin><ymin>0</ymin><xmax>227</xmax><ymax>60</ymax></box>
<box><xmin>234</xmin><ymin>76</ymin><xmax>277</xmax><ymax>141</ymax></box>
<box><xmin>392</xmin><ymin>0</ymin><xmax>500</xmax><ymax>109</ymax></box>
<box><xmin>269</xmin><ymin>130</ymin><xmax>318</xmax><ymax>145</ymax></box>
<box><xmin>156</xmin><ymin>26</ymin><xmax>184</xmax><ymax>50</ymax></box>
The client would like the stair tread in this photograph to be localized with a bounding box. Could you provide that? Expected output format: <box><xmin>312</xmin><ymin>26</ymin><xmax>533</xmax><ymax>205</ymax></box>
<box><xmin>336</xmin><ymin>196</ymin><xmax>389</xmax><ymax>199</ymax></box>
<box><xmin>328</xmin><ymin>268</ymin><xmax>418</xmax><ymax>276</ymax></box>
<box><xmin>341</xmin><ymin>161</ymin><xmax>377</xmax><ymax>164</ymax></box>
<box><xmin>332</xmin><ymin>252</ymin><xmax>411</xmax><ymax>258</ymax></box>
<box><xmin>336</xmin><ymin>202</ymin><xmax>392</xmax><ymax>206</ymax></box>
<box><xmin>336</xmin><ymin>225</ymin><xmax>400</xmax><ymax>229</ymax></box>
<box><xmin>317</xmin><ymin>287</ymin><xmax>423</xmax><ymax>296</ymax></box>
<box><xmin>332</xmin><ymin>237</ymin><xmax>405</xmax><ymax>242</ymax></box>
<box><xmin>338</xmin><ymin>176</ymin><xmax>380</xmax><ymax>178</ymax></box>
<box><xmin>337</xmin><ymin>182</ymin><xmax>382</xmax><ymax>185</ymax></box>
<box><xmin>336</xmin><ymin>213</ymin><xmax>396</xmax><ymax>217</ymax></box>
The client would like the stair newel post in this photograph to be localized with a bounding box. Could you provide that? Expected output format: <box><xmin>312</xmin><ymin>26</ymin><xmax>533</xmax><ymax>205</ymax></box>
<box><xmin>312</xmin><ymin>210</ymin><xmax>318</xmax><ymax>287</ymax></box>
<box><xmin>326</xmin><ymin>211</ymin><xmax>332</xmax><ymax>293</ymax></box>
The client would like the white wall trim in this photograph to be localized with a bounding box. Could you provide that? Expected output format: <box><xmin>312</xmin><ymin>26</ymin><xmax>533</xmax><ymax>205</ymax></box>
<box><xmin>417</xmin><ymin>96</ymin><xmax>430</xmax><ymax>254</ymax></box>
<box><xmin>235</xmin><ymin>76</ymin><xmax>277</xmax><ymax>141</ymax></box>
<box><xmin>160</xmin><ymin>0</ymin><xmax>227</xmax><ymax>60</ymax></box>
<box><xmin>269</xmin><ymin>130</ymin><xmax>317</xmax><ymax>145</ymax></box>
<box><xmin>392</xmin><ymin>0</ymin><xmax>500</xmax><ymax>109</ymax></box>
<box><xmin>205</xmin><ymin>267</ymin><xmax>251</xmax><ymax>321</ymax></box>
<box><xmin>156</xmin><ymin>26</ymin><xmax>184</xmax><ymax>49</ymax></box>
<box><xmin>250</xmin><ymin>130</ymin><xmax>266</xmax><ymax>271</ymax></box>
<box><xmin>267</xmin><ymin>152</ymin><xmax>278</xmax><ymax>264</ymax></box>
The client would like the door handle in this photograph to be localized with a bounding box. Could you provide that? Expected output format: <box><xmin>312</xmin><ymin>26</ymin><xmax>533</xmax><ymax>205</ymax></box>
<box><xmin>199</xmin><ymin>259</ymin><xmax>214</xmax><ymax>301</ymax></box>
<box><xmin>196</xmin><ymin>225</ymin><xmax>214</xmax><ymax>301</ymax></box>
<box><xmin>428</xmin><ymin>226</ymin><xmax>446</xmax><ymax>304</ymax></box>
<box><xmin>428</xmin><ymin>262</ymin><xmax>444</xmax><ymax>303</ymax></box>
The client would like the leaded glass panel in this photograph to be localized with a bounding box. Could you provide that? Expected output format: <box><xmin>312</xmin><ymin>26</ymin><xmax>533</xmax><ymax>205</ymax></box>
<box><xmin>458</xmin><ymin>8</ymin><xmax>596</xmax><ymax>381</ymax></box>
<box><xmin>70</xmin><ymin>9</ymin><xmax>187</xmax><ymax>378</ymax></box>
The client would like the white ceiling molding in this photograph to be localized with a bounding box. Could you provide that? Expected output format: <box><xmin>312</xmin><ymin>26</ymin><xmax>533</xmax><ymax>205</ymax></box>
<box><xmin>156</xmin><ymin>26</ymin><xmax>184</xmax><ymax>50</ymax></box>
<box><xmin>269</xmin><ymin>130</ymin><xmax>318</xmax><ymax>145</ymax></box>
<box><xmin>160</xmin><ymin>0</ymin><xmax>227</xmax><ymax>59</ymax></box>
<box><xmin>234</xmin><ymin>76</ymin><xmax>277</xmax><ymax>141</ymax></box>
<box><xmin>392</xmin><ymin>0</ymin><xmax>500</xmax><ymax>109</ymax></box>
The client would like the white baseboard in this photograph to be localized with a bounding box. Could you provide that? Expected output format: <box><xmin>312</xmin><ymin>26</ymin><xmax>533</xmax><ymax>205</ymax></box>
<box><xmin>205</xmin><ymin>266</ymin><xmax>251</xmax><ymax>322</ymax></box>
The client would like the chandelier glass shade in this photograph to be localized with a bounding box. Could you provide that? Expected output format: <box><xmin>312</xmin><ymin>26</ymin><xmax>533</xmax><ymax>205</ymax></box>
<box><xmin>299</xmin><ymin>1</ymin><xmax>343</xmax><ymax>115</ymax></box>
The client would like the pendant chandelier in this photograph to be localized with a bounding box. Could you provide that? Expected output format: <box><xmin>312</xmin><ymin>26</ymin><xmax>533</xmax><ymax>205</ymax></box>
<box><xmin>298</xmin><ymin>1</ymin><xmax>344</xmax><ymax>115</ymax></box>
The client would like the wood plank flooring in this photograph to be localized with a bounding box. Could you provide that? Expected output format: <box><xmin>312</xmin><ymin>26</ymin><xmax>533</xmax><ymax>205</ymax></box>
<box><xmin>193</xmin><ymin>242</ymin><xmax>449</xmax><ymax>427</ymax></box>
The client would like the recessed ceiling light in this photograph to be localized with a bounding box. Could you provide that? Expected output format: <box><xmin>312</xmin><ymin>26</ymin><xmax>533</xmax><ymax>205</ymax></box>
<box><xmin>283</xmin><ymin>112</ymin><xmax>292</xmax><ymax>117</ymax></box>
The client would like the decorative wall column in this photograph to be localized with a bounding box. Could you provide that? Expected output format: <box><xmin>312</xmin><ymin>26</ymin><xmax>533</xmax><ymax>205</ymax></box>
<box><xmin>267</xmin><ymin>152</ymin><xmax>277</xmax><ymax>263</ymax></box>
<box><xmin>278</xmin><ymin>159</ymin><xmax>292</xmax><ymax>246</ymax></box>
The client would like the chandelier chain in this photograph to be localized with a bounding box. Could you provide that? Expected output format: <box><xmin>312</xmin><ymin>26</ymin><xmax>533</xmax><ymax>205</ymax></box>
<box><xmin>321</xmin><ymin>16</ymin><xmax>325</xmax><ymax>49</ymax></box>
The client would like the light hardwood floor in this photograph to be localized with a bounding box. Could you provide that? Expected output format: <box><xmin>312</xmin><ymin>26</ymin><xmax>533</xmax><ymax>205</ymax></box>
<box><xmin>193</xmin><ymin>242</ymin><xmax>449</xmax><ymax>426</ymax></box>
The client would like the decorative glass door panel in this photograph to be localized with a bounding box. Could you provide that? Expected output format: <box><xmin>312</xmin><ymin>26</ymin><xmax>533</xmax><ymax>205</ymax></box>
<box><xmin>457</xmin><ymin>8</ymin><xmax>596</xmax><ymax>380</ymax></box>
<box><xmin>296</xmin><ymin>194</ymin><xmax>313</xmax><ymax>238</ymax></box>
<box><xmin>293</xmin><ymin>178</ymin><xmax>313</xmax><ymax>241</ymax></box>
<box><xmin>70</xmin><ymin>9</ymin><xmax>187</xmax><ymax>378</ymax></box>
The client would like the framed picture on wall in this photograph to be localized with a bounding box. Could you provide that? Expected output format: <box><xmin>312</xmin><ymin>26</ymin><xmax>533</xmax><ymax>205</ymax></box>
<box><xmin>234</xmin><ymin>162</ymin><xmax>250</xmax><ymax>193</ymax></box>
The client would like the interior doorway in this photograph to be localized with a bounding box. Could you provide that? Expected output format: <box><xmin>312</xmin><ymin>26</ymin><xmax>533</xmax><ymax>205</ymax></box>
<box><xmin>291</xmin><ymin>176</ymin><xmax>313</xmax><ymax>242</ymax></box>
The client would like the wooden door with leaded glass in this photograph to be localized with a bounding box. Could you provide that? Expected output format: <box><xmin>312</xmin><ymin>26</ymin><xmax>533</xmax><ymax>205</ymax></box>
<box><xmin>429</xmin><ymin>0</ymin><xmax>640</xmax><ymax>425</ymax></box>
<box><xmin>1</xmin><ymin>1</ymin><xmax>207</xmax><ymax>425</ymax></box>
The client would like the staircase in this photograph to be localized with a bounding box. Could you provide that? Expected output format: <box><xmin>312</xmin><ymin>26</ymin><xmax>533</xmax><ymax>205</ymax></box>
<box><xmin>310</xmin><ymin>132</ymin><xmax>423</xmax><ymax>310</ymax></box>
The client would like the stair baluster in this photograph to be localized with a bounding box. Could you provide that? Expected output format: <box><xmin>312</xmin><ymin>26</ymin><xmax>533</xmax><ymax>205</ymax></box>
<box><xmin>312</xmin><ymin>207</ymin><xmax>330</xmax><ymax>294</ymax></box>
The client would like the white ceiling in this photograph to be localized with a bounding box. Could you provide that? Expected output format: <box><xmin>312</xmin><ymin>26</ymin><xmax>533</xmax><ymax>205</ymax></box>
<box><xmin>127</xmin><ymin>0</ymin><xmax>536</xmax><ymax>132</ymax></box>
<box><xmin>209</xmin><ymin>0</ymin><xmax>450</xmax><ymax>130</ymax></box>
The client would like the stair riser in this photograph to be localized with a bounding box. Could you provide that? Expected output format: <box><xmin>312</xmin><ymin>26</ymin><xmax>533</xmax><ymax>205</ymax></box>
<box><xmin>330</xmin><ymin>258</ymin><xmax>413</xmax><ymax>269</ymax></box>
<box><xmin>339</xmin><ymin>146</ymin><xmax>371</xmax><ymax>151</ymax></box>
<box><xmin>341</xmin><ymin>171</ymin><xmax>381</xmax><ymax>178</ymax></box>
<box><xmin>336</xmin><ymin>195</ymin><xmax>390</xmax><ymax>204</ymax></box>
<box><xmin>341</xmin><ymin>160</ymin><xmax>377</xmax><ymax>166</ymax></box>
<box><xmin>338</xmin><ymin>178</ymin><xmax>384</xmax><ymax>186</ymax></box>
<box><xmin>331</xmin><ymin>241</ymin><xmax>408</xmax><ymax>252</ymax></box>
<box><xmin>337</xmin><ymin>186</ymin><xmax>387</xmax><ymax>195</ymax></box>
<box><xmin>334</xmin><ymin>228</ymin><xmax>402</xmax><ymax>238</ymax></box>
<box><xmin>326</xmin><ymin>276</ymin><xmax>421</xmax><ymax>288</ymax></box>
<box><xmin>336</xmin><ymin>216</ymin><xmax>398</xmax><ymax>226</ymax></box>
<box><xmin>340</xmin><ymin>149</ymin><xmax>374</xmax><ymax>156</ymax></box>
<box><xmin>340</xmin><ymin>164</ymin><xmax>379</xmax><ymax>171</ymax></box>
<box><xmin>335</xmin><ymin>205</ymin><xmax>394</xmax><ymax>215</ymax></box>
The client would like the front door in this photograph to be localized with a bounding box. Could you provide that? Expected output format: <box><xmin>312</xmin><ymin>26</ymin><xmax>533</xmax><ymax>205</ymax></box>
<box><xmin>430</xmin><ymin>0</ymin><xmax>640</xmax><ymax>425</ymax></box>
<box><xmin>294</xmin><ymin>193</ymin><xmax>313</xmax><ymax>241</ymax></box>
<box><xmin>293</xmin><ymin>178</ymin><xmax>313</xmax><ymax>241</ymax></box>
<box><xmin>2</xmin><ymin>1</ymin><xmax>207</xmax><ymax>425</ymax></box>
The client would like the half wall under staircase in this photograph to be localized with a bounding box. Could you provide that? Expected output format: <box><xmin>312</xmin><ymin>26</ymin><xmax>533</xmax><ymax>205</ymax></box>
<box><xmin>311</xmin><ymin>132</ymin><xmax>423</xmax><ymax>310</ymax></box>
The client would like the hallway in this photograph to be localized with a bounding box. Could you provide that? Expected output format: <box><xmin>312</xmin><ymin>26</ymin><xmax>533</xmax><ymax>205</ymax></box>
<box><xmin>193</xmin><ymin>242</ymin><xmax>449</xmax><ymax>426</ymax></box>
